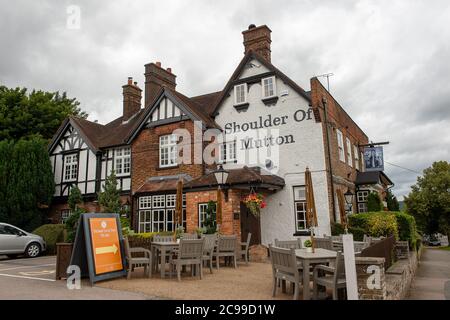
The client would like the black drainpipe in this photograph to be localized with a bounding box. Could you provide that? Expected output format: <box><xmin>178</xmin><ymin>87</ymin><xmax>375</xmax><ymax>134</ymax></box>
<box><xmin>322</xmin><ymin>97</ymin><xmax>337</xmax><ymax>222</ymax></box>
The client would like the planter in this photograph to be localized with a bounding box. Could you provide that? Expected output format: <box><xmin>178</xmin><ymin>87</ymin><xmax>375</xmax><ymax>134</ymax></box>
<box><xmin>55</xmin><ymin>243</ymin><xmax>73</xmax><ymax>280</ymax></box>
<box><xmin>306</xmin><ymin>247</ymin><xmax>313</xmax><ymax>253</ymax></box>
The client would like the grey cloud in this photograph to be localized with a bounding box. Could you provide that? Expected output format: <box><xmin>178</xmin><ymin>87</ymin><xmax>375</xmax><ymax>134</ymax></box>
<box><xmin>1</xmin><ymin>0</ymin><xmax>449</xmax><ymax>200</ymax></box>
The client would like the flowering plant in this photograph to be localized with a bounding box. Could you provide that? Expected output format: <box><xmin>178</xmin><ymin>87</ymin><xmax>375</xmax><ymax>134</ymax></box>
<box><xmin>243</xmin><ymin>193</ymin><xmax>267</xmax><ymax>216</ymax></box>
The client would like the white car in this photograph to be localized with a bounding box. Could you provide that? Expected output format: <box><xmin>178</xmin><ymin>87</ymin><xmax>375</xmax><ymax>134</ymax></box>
<box><xmin>0</xmin><ymin>223</ymin><xmax>46</xmax><ymax>258</ymax></box>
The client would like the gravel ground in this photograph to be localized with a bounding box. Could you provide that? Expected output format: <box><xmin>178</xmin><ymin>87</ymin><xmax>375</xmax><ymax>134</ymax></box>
<box><xmin>97</xmin><ymin>262</ymin><xmax>298</xmax><ymax>300</ymax></box>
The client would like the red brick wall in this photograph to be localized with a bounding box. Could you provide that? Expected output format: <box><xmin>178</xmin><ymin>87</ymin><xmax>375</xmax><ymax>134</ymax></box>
<box><xmin>311</xmin><ymin>77</ymin><xmax>370</xmax><ymax>220</ymax></box>
<box><xmin>185</xmin><ymin>189</ymin><xmax>242</xmax><ymax>237</ymax></box>
<box><xmin>131</xmin><ymin>120</ymin><xmax>205</xmax><ymax>194</ymax></box>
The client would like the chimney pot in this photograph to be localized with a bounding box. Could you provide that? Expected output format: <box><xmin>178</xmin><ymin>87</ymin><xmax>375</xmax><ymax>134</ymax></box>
<box><xmin>156</xmin><ymin>61</ymin><xmax>161</xmax><ymax>67</ymax></box>
<box><xmin>242</xmin><ymin>24</ymin><xmax>272</xmax><ymax>62</ymax></box>
<box><xmin>134</xmin><ymin>81</ymin><xmax>138</xmax><ymax>86</ymax></box>
<box><xmin>128</xmin><ymin>77</ymin><xmax>133</xmax><ymax>85</ymax></box>
<box><xmin>167</xmin><ymin>67</ymin><xmax>172</xmax><ymax>73</ymax></box>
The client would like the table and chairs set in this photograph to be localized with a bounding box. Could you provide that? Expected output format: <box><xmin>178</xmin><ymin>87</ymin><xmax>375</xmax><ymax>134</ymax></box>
<box><xmin>123</xmin><ymin>233</ymin><xmax>252</xmax><ymax>281</ymax></box>
<box><xmin>270</xmin><ymin>235</ymin><xmax>373</xmax><ymax>300</ymax></box>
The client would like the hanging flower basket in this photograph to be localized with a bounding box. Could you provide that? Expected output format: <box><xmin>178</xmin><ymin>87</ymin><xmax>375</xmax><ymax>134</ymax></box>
<box><xmin>243</xmin><ymin>193</ymin><xmax>266</xmax><ymax>217</ymax></box>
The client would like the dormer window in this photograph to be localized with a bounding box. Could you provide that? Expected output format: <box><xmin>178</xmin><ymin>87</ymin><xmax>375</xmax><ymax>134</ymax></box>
<box><xmin>234</xmin><ymin>83</ymin><xmax>247</xmax><ymax>105</ymax></box>
<box><xmin>262</xmin><ymin>76</ymin><xmax>276</xmax><ymax>98</ymax></box>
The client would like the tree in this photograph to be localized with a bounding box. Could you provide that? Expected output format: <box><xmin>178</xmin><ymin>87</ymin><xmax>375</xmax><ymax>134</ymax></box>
<box><xmin>0</xmin><ymin>85</ymin><xmax>87</xmax><ymax>141</ymax></box>
<box><xmin>386</xmin><ymin>189</ymin><xmax>400</xmax><ymax>211</ymax></box>
<box><xmin>0</xmin><ymin>137</ymin><xmax>54</xmax><ymax>231</ymax></box>
<box><xmin>65</xmin><ymin>186</ymin><xmax>85</xmax><ymax>243</ymax></box>
<box><xmin>98</xmin><ymin>170</ymin><xmax>121</xmax><ymax>213</ymax></box>
<box><xmin>405</xmin><ymin>161</ymin><xmax>450</xmax><ymax>240</ymax></box>
<box><xmin>367</xmin><ymin>192</ymin><xmax>383</xmax><ymax>212</ymax></box>
<box><xmin>68</xmin><ymin>185</ymin><xmax>83</xmax><ymax>212</ymax></box>
<box><xmin>203</xmin><ymin>201</ymin><xmax>217</xmax><ymax>234</ymax></box>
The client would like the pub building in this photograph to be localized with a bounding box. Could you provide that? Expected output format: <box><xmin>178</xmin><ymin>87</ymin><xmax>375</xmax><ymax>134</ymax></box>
<box><xmin>48</xmin><ymin>24</ymin><xmax>393</xmax><ymax>246</ymax></box>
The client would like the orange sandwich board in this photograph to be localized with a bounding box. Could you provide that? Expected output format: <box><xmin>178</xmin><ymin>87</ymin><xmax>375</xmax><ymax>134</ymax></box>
<box><xmin>69</xmin><ymin>213</ymin><xmax>127</xmax><ymax>284</ymax></box>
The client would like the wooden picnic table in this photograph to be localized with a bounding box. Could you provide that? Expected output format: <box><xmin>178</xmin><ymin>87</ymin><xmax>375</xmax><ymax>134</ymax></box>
<box><xmin>151</xmin><ymin>241</ymin><xmax>179</xmax><ymax>279</ymax></box>
<box><xmin>295</xmin><ymin>248</ymin><xmax>337</xmax><ymax>300</ymax></box>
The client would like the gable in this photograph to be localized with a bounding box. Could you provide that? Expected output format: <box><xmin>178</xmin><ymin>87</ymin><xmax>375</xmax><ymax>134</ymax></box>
<box><xmin>50</xmin><ymin>123</ymin><xmax>89</xmax><ymax>154</ymax></box>
<box><xmin>211</xmin><ymin>52</ymin><xmax>311</xmax><ymax>116</ymax></box>
<box><xmin>147</xmin><ymin>96</ymin><xmax>187</xmax><ymax>124</ymax></box>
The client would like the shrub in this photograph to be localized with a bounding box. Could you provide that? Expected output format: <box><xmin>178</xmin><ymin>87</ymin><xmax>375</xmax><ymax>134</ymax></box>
<box><xmin>394</xmin><ymin>211</ymin><xmax>418</xmax><ymax>248</ymax></box>
<box><xmin>331</xmin><ymin>222</ymin><xmax>345</xmax><ymax>236</ymax></box>
<box><xmin>348</xmin><ymin>212</ymin><xmax>399</xmax><ymax>239</ymax></box>
<box><xmin>367</xmin><ymin>192</ymin><xmax>383</xmax><ymax>212</ymax></box>
<box><xmin>367</xmin><ymin>213</ymin><xmax>398</xmax><ymax>239</ymax></box>
<box><xmin>33</xmin><ymin>224</ymin><xmax>65</xmax><ymax>254</ymax></box>
<box><xmin>348</xmin><ymin>227</ymin><xmax>366</xmax><ymax>241</ymax></box>
<box><xmin>64</xmin><ymin>208</ymin><xmax>86</xmax><ymax>243</ymax></box>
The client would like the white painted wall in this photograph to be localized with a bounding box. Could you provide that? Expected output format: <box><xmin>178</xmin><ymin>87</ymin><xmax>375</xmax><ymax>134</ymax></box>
<box><xmin>215</xmin><ymin>58</ymin><xmax>331</xmax><ymax>245</ymax></box>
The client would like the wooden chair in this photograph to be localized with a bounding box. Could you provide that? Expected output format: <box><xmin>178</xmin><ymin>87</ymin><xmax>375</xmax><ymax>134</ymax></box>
<box><xmin>123</xmin><ymin>237</ymin><xmax>152</xmax><ymax>279</ymax></box>
<box><xmin>314</xmin><ymin>237</ymin><xmax>333</xmax><ymax>250</ymax></box>
<box><xmin>269</xmin><ymin>245</ymin><xmax>303</xmax><ymax>300</ymax></box>
<box><xmin>214</xmin><ymin>235</ymin><xmax>238</xmax><ymax>269</ymax></box>
<box><xmin>274</xmin><ymin>239</ymin><xmax>302</xmax><ymax>249</ymax></box>
<box><xmin>313</xmin><ymin>251</ymin><xmax>346</xmax><ymax>300</ymax></box>
<box><xmin>169</xmin><ymin>238</ymin><xmax>205</xmax><ymax>281</ymax></box>
<box><xmin>202</xmin><ymin>234</ymin><xmax>217</xmax><ymax>273</ymax></box>
<box><xmin>239</xmin><ymin>233</ymin><xmax>252</xmax><ymax>264</ymax></box>
<box><xmin>181</xmin><ymin>233</ymin><xmax>198</xmax><ymax>240</ymax></box>
<box><xmin>153</xmin><ymin>235</ymin><xmax>174</xmax><ymax>242</ymax></box>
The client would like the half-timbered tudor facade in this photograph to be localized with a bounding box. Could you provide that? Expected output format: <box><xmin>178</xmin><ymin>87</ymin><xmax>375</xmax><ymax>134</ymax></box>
<box><xmin>48</xmin><ymin>24</ymin><xmax>393</xmax><ymax>245</ymax></box>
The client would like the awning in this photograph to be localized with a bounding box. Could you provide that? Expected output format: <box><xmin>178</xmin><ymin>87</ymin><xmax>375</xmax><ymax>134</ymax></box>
<box><xmin>134</xmin><ymin>174</ymin><xmax>192</xmax><ymax>194</ymax></box>
<box><xmin>183</xmin><ymin>166</ymin><xmax>285</xmax><ymax>191</ymax></box>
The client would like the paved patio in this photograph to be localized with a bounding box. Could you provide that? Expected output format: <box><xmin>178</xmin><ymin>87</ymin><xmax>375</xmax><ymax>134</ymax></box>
<box><xmin>97</xmin><ymin>262</ymin><xmax>299</xmax><ymax>300</ymax></box>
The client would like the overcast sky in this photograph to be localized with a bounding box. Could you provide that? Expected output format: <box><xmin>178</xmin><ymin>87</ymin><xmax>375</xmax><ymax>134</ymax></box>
<box><xmin>1</xmin><ymin>0</ymin><xmax>449</xmax><ymax>200</ymax></box>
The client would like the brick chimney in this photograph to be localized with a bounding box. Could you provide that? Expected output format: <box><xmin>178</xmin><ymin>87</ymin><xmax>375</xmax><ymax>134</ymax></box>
<box><xmin>242</xmin><ymin>24</ymin><xmax>272</xmax><ymax>62</ymax></box>
<box><xmin>144</xmin><ymin>61</ymin><xmax>176</xmax><ymax>108</ymax></box>
<box><xmin>122</xmin><ymin>77</ymin><xmax>142</xmax><ymax>121</ymax></box>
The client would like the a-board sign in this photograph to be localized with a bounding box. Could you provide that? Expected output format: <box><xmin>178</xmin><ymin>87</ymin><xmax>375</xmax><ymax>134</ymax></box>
<box><xmin>69</xmin><ymin>213</ymin><xmax>127</xmax><ymax>284</ymax></box>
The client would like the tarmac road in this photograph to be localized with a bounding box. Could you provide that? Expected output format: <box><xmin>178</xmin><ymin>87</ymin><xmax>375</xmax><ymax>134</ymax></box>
<box><xmin>0</xmin><ymin>255</ymin><xmax>151</xmax><ymax>300</ymax></box>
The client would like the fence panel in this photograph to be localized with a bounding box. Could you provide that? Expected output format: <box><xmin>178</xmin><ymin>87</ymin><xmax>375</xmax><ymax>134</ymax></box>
<box><xmin>360</xmin><ymin>235</ymin><xmax>395</xmax><ymax>269</ymax></box>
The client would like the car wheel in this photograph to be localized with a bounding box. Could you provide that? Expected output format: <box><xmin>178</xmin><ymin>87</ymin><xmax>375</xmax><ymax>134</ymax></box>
<box><xmin>25</xmin><ymin>243</ymin><xmax>41</xmax><ymax>258</ymax></box>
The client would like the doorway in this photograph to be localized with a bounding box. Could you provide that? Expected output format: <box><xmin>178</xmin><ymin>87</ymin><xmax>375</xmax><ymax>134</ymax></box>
<box><xmin>240</xmin><ymin>202</ymin><xmax>261</xmax><ymax>245</ymax></box>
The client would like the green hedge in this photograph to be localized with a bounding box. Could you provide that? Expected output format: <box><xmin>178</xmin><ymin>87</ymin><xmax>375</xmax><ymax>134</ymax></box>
<box><xmin>394</xmin><ymin>212</ymin><xmax>418</xmax><ymax>249</ymax></box>
<box><xmin>330</xmin><ymin>222</ymin><xmax>365</xmax><ymax>241</ymax></box>
<box><xmin>32</xmin><ymin>224</ymin><xmax>65</xmax><ymax>254</ymax></box>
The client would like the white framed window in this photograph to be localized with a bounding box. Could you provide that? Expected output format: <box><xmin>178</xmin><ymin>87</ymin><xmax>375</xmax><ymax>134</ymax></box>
<box><xmin>336</xmin><ymin>130</ymin><xmax>345</xmax><ymax>162</ymax></box>
<box><xmin>261</xmin><ymin>76</ymin><xmax>276</xmax><ymax>98</ymax></box>
<box><xmin>152</xmin><ymin>195</ymin><xmax>165</xmax><ymax>208</ymax></box>
<box><xmin>61</xmin><ymin>209</ymin><xmax>72</xmax><ymax>224</ymax></box>
<box><xmin>354</xmin><ymin>145</ymin><xmax>360</xmax><ymax>171</ymax></box>
<box><xmin>293</xmin><ymin>186</ymin><xmax>307</xmax><ymax>232</ymax></box>
<box><xmin>166</xmin><ymin>209</ymin><xmax>175</xmax><ymax>232</ymax></box>
<box><xmin>346</xmin><ymin>138</ymin><xmax>353</xmax><ymax>167</ymax></box>
<box><xmin>198</xmin><ymin>203</ymin><xmax>216</xmax><ymax>228</ymax></box>
<box><xmin>115</xmin><ymin>147</ymin><xmax>131</xmax><ymax>176</ymax></box>
<box><xmin>63</xmin><ymin>154</ymin><xmax>78</xmax><ymax>182</ymax></box>
<box><xmin>152</xmin><ymin>209</ymin><xmax>165</xmax><ymax>232</ymax></box>
<box><xmin>358</xmin><ymin>203</ymin><xmax>368</xmax><ymax>213</ymax></box>
<box><xmin>138</xmin><ymin>193</ymin><xmax>186</xmax><ymax>233</ymax></box>
<box><xmin>234</xmin><ymin>83</ymin><xmax>247</xmax><ymax>105</ymax></box>
<box><xmin>166</xmin><ymin>194</ymin><xmax>176</xmax><ymax>208</ymax></box>
<box><xmin>159</xmin><ymin>134</ymin><xmax>178</xmax><ymax>168</ymax></box>
<box><xmin>357</xmin><ymin>190</ymin><xmax>369</xmax><ymax>203</ymax></box>
<box><xmin>139</xmin><ymin>196</ymin><xmax>151</xmax><ymax>209</ymax></box>
<box><xmin>219</xmin><ymin>140</ymin><xmax>237</xmax><ymax>163</ymax></box>
<box><xmin>138</xmin><ymin>210</ymin><xmax>151</xmax><ymax>233</ymax></box>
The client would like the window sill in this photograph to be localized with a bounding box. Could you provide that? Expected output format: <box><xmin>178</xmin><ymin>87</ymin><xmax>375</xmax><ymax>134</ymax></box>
<box><xmin>293</xmin><ymin>231</ymin><xmax>311</xmax><ymax>237</ymax></box>
<box><xmin>157</xmin><ymin>165</ymin><xmax>179</xmax><ymax>170</ymax></box>
<box><xmin>261</xmin><ymin>96</ymin><xmax>279</xmax><ymax>106</ymax></box>
<box><xmin>233</xmin><ymin>102</ymin><xmax>249</xmax><ymax>112</ymax></box>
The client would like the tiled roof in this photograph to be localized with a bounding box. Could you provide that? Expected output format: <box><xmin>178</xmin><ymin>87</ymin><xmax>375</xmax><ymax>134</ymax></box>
<box><xmin>355</xmin><ymin>171</ymin><xmax>393</xmax><ymax>186</ymax></box>
<box><xmin>134</xmin><ymin>174</ymin><xmax>192</xmax><ymax>194</ymax></box>
<box><xmin>184</xmin><ymin>166</ymin><xmax>285</xmax><ymax>189</ymax></box>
